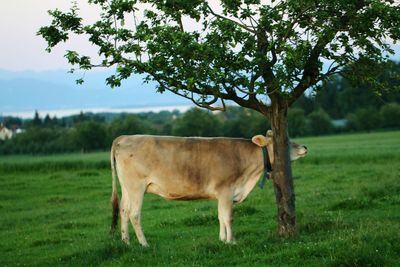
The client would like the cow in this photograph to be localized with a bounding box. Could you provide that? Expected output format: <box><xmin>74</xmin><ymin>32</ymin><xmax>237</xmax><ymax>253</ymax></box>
<box><xmin>110</xmin><ymin>130</ymin><xmax>307</xmax><ymax>246</ymax></box>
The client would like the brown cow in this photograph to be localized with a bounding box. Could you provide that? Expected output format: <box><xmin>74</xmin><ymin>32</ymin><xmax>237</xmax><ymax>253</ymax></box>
<box><xmin>110</xmin><ymin>131</ymin><xmax>307</xmax><ymax>246</ymax></box>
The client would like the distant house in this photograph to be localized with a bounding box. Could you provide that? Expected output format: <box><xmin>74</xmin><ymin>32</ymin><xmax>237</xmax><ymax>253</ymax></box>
<box><xmin>0</xmin><ymin>124</ymin><xmax>14</xmax><ymax>140</ymax></box>
<box><xmin>332</xmin><ymin>119</ymin><xmax>348</xmax><ymax>129</ymax></box>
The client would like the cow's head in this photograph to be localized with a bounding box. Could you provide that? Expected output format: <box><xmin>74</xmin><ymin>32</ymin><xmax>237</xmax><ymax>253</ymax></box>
<box><xmin>251</xmin><ymin>130</ymin><xmax>308</xmax><ymax>163</ymax></box>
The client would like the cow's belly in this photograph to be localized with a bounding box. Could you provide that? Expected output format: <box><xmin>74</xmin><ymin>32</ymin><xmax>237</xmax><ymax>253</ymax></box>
<box><xmin>146</xmin><ymin>181</ymin><xmax>213</xmax><ymax>200</ymax></box>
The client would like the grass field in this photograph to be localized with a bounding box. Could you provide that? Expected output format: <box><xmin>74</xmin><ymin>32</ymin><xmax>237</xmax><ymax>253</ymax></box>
<box><xmin>1</xmin><ymin>131</ymin><xmax>399</xmax><ymax>266</ymax></box>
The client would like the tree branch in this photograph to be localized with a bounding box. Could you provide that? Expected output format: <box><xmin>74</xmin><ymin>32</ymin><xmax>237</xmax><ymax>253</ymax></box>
<box><xmin>280</xmin><ymin>5</ymin><xmax>315</xmax><ymax>44</ymax></box>
<box><xmin>177</xmin><ymin>14</ymin><xmax>184</xmax><ymax>32</ymax></box>
<box><xmin>207</xmin><ymin>4</ymin><xmax>256</xmax><ymax>34</ymax></box>
<box><xmin>317</xmin><ymin>63</ymin><xmax>345</xmax><ymax>83</ymax></box>
<box><xmin>287</xmin><ymin>24</ymin><xmax>343</xmax><ymax>106</ymax></box>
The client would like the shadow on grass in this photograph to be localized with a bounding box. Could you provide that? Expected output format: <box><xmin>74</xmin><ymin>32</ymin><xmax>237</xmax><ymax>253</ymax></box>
<box><xmin>301</xmin><ymin>212</ymin><xmax>349</xmax><ymax>233</ymax></box>
<box><xmin>329</xmin><ymin>245</ymin><xmax>387</xmax><ymax>267</ymax></box>
<box><xmin>329</xmin><ymin>197</ymin><xmax>374</xmax><ymax>211</ymax></box>
<box><xmin>31</xmin><ymin>238</ymin><xmax>71</xmax><ymax>247</ymax></box>
<box><xmin>55</xmin><ymin>221</ymin><xmax>95</xmax><ymax>230</ymax></box>
<box><xmin>235</xmin><ymin>206</ymin><xmax>260</xmax><ymax>217</ymax></box>
<box><xmin>77</xmin><ymin>171</ymin><xmax>100</xmax><ymax>177</ymax></box>
<box><xmin>47</xmin><ymin>196</ymin><xmax>74</xmax><ymax>204</ymax></box>
<box><xmin>178</xmin><ymin>205</ymin><xmax>260</xmax><ymax>227</ymax></box>
<box><xmin>157</xmin><ymin>220</ymin><xmax>178</xmax><ymax>227</ymax></box>
<box><xmin>182</xmin><ymin>214</ymin><xmax>216</xmax><ymax>227</ymax></box>
<box><xmin>55</xmin><ymin>241</ymin><xmax>133</xmax><ymax>266</ymax></box>
<box><xmin>361</xmin><ymin>184</ymin><xmax>400</xmax><ymax>202</ymax></box>
<box><xmin>329</xmin><ymin>183</ymin><xmax>400</xmax><ymax>211</ymax></box>
<box><xmin>330</xmin><ymin>237</ymin><xmax>398</xmax><ymax>267</ymax></box>
<box><xmin>193</xmin><ymin>241</ymin><xmax>226</xmax><ymax>255</ymax></box>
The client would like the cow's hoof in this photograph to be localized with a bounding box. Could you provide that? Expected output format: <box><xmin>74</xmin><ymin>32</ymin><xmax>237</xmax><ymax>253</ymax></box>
<box><xmin>226</xmin><ymin>240</ymin><xmax>237</xmax><ymax>245</ymax></box>
<box><xmin>140</xmin><ymin>242</ymin><xmax>149</xmax><ymax>248</ymax></box>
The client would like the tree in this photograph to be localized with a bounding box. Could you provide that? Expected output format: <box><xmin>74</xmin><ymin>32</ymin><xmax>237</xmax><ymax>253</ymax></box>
<box><xmin>314</xmin><ymin>77</ymin><xmax>342</xmax><ymax>119</ymax></box>
<box><xmin>73</xmin><ymin>111</ymin><xmax>91</xmax><ymax>124</ymax></box>
<box><xmin>380</xmin><ymin>103</ymin><xmax>400</xmax><ymax>128</ymax></box>
<box><xmin>288</xmin><ymin>108</ymin><xmax>309</xmax><ymax>137</ymax></box>
<box><xmin>39</xmin><ymin>0</ymin><xmax>400</xmax><ymax>237</ymax></box>
<box><xmin>292</xmin><ymin>94</ymin><xmax>316</xmax><ymax>116</ymax></box>
<box><xmin>2</xmin><ymin>117</ymin><xmax>23</xmax><ymax>128</ymax></box>
<box><xmin>355</xmin><ymin>107</ymin><xmax>381</xmax><ymax>131</ymax></box>
<box><xmin>31</xmin><ymin>110</ymin><xmax>42</xmax><ymax>127</ymax></box>
<box><xmin>109</xmin><ymin>114</ymin><xmax>153</xmax><ymax>140</ymax></box>
<box><xmin>308</xmin><ymin>109</ymin><xmax>334</xmax><ymax>135</ymax></box>
<box><xmin>172</xmin><ymin>108</ymin><xmax>222</xmax><ymax>136</ymax></box>
<box><xmin>72</xmin><ymin>121</ymin><xmax>108</xmax><ymax>152</ymax></box>
<box><xmin>221</xmin><ymin>107</ymin><xmax>270</xmax><ymax>138</ymax></box>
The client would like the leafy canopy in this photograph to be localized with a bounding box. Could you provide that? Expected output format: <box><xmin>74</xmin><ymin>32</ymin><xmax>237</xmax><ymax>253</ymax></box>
<box><xmin>38</xmin><ymin>0</ymin><xmax>400</xmax><ymax>116</ymax></box>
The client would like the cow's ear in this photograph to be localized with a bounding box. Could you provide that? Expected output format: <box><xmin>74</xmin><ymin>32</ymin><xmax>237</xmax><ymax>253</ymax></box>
<box><xmin>252</xmin><ymin>135</ymin><xmax>267</xmax><ymax>147</ymax></box>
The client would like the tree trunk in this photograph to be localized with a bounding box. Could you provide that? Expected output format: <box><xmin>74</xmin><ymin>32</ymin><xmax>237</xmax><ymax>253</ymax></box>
<box><xmin>269</xmin><ymin>99</ymin><xmax>297</xmax><ymax>238</ymax></box>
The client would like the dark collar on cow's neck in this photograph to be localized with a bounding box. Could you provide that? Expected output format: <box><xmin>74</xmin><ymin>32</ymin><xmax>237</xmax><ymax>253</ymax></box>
<box><xmin>259</xmin><ymin>146</ymin><xmax>272</xmax><ymax>189</ymax></box>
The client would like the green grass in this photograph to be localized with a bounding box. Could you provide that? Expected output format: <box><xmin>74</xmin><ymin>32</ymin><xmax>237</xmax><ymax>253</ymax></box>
<box><xmin>0</xmin><ymin>152</ymin><xmax>109</xmax><ymax>172</ymax></box>
<box><xmin>1</xmin><ymin>131</ymin><xmax>399</xmax><ymax>266</ymax></box>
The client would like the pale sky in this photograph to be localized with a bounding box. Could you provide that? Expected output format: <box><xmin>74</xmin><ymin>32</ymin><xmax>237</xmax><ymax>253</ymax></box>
<box><xmin>0</xmin><ymin>0</ymin><xmax>399</xmax><ymax>72</ymax></box>
<box><xmin>0</xmin><ymin>0</ymin><xmax>101</xmax><ymax>71</ymax></box>
<box><xmin>0</xmin><ymin>0</ymin><xmax>218</xmax><ymax>72</ymax></box>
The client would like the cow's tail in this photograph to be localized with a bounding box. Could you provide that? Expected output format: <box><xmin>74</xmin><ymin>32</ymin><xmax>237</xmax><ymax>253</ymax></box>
<box><xmin>110</xmin><ymin>141</ymin><xmax>119</xmax><ymax>238</ymax></box>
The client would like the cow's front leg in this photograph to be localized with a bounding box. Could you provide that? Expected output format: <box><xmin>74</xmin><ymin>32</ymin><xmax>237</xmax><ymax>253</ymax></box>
<box><xmin>218</xmin><ymin>195</ymin><xmax>234</xmax><ymax>244</ymax></box>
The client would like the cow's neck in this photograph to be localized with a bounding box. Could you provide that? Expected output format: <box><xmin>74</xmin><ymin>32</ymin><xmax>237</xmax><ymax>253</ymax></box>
<box><xmin>266</xmin><ymin>143</ymin><xmax>274</xmax><ymax>165</ymax></box>
<box><xmin>232</xmin><ymin>146</ymin><xmax>266</xmax><ymax>203</ymax></box>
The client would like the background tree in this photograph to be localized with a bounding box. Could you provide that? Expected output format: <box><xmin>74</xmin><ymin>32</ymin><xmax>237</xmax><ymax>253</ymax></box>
<box><xmin>172</xmin><ymin>108</ymin><xmax>222</xmax><ymax>136</ymax></box>
<box><xmin>2</xmin><ymin>117</ymin><xmax>23</xmax><ymax>129</ymax></box>
<box><xmin>380</xmin><ymin>103</ymin><xmax>400</xmax><ymax>128</ymax></box>
<box><xmin>355</xmin><ymin>107</ymin><xmax>381</xmax><ymax>131</ymax></box>
<box><xmin>31</xmin><ymin>111</ymin><xmax>42</xmax><ymax>128</ymax></box>
<box><xmin>314</xmin><ymin>77</ymin><xmax>342</xmax><ymax>119</ymax></box>
<box><xmin>137</xmin><ymin>110</ymin><xmax>178</xmax><ymax>134</ymax></box>
<box><xmin>288</xmin><ymin>108</ymin><xmax>309</xmax><ymax>137</ymax></box>
<box><xmin>73</xmin><ymin>111</ymin><xmax>89</xmax><ymax>124</ymax></box>
<box><xmin>292</xmin><ymin>94</ymin><xmax>316</xmax><ymax>116</ymax></box>
<box><xmin>39</xmin><ymin>0</ymin><xmax>400</xmax><ymax>237</ymax></box>
<box><xmin>308</xmin><ymin>109</ymin><xmax>334</xmax><ymax>135</ymax></box>
<box><xmin>108</xmin><ymin>114</ymin><xmax>154</xmax><ymax>141</ymax></box>
<box><xmin>72</xmin><ymin>121</ymin><xmax>108</xmax><ymax>152</ymax></box>
<box><xmin>220</xmin><ymin>107</ymin><xmax>270</xmax><ymax>138</ymax></box>
<box><xmin>312</xmin><ymin>61</ymin><xmax>400</xmax><ymax>119</ymax></box>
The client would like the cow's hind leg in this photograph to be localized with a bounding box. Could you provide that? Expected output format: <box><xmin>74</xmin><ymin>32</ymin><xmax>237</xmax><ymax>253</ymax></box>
<box><xmin>218</xmin><ymin>194</ymin><xmax>235</xmax><ymax>244</ymax></box>
<box><xmin>120</xmin><ymin>189</ymin><xmax>130</xmax><ymax>244</ymax></box>
<box><xmin>128</xmin><ymin>184</ymin><xmax>148</xmax><ymax>247</ymax></box>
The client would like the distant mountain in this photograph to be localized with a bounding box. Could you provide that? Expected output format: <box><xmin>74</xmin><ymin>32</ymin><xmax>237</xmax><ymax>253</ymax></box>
<box><xmin>0</xmin><ymin>69</ymin><xmax>191</xmax><ymax>113</ymax></box>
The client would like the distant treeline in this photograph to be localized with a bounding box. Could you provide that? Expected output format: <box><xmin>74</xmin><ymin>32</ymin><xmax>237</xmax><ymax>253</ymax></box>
<box><xmin>1</xmin><ymin>61</ymin><xmax>399</xmax><ymax>155</ymax></box>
